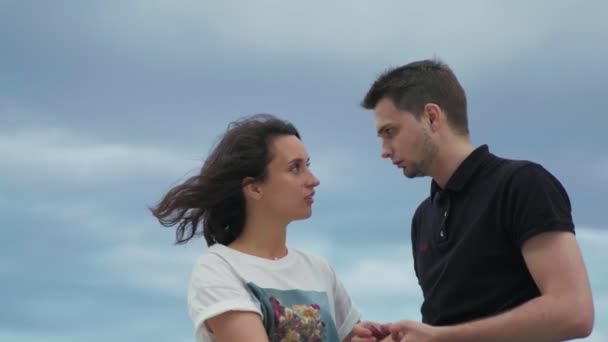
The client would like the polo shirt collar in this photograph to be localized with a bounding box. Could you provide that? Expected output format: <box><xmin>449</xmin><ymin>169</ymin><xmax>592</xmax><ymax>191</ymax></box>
<box><xmin>431</xmin><ymin>144</ymin><xmax>492</xmax><ymax>197</ymax></box>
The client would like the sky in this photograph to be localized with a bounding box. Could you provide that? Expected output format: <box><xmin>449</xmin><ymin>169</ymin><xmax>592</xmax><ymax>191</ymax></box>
<box><xmin>1</xmin><ymin>0</ymin><xmax>607</xmax><ymax>341</ymax></box>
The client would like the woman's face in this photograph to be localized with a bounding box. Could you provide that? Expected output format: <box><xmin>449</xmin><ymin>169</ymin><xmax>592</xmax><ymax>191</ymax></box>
<box><xmin>256</xmin><ymin>135</ymin><xmax>320</xmax><ymax>222</ymax></box>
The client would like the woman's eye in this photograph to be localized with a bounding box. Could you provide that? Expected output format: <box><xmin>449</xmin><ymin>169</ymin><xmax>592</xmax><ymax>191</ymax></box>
<box><xmin>290</xmin><ymin>161</ymin><xmax>310</xmax><ymax>173</ymax></box>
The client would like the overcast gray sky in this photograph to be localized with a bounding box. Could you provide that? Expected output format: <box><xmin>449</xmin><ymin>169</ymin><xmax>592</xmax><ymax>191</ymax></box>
<box><xmin>1</xmin><ymin>1</ymin><xmax>606</xmax><ymax>341</ymax></box>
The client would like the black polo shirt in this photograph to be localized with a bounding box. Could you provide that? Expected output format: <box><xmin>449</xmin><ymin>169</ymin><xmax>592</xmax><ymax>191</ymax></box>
<box><xmin>411</xmin><ymin>145</ymin><xmax>575</xmax><ymax>326</ymax></box>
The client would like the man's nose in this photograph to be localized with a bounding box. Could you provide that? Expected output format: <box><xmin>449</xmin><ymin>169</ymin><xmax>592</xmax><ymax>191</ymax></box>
<box><xmin>381</xmin><ymin>145</ymin><xmax>392</xmax><ymax>159</ymax></box>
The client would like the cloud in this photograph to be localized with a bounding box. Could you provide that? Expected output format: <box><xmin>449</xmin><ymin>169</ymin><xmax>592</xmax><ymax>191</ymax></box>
<box><xmin>308</xmin><ymin>147</ymin><xmax>363</xmax><ymax>193</ymax></box>
<box><xmin>586</xmin><ymin>332</ymin><xmax>608</xmax><ymax>342</ymax></box>
<box><xmin>591</xmin><ymin>159</ymin><xmax>608</xmax><ymax>187</ymax></box>
<box><xmin>339</xmin><ymin>245</ymin><xmax>420</xmax><ymax>297</ymax></box>
<box><xmin>0</xmin><ymin>331</ymin><xmax>78</xmax><ymax>342</ymax></box>
<box><xmin>4</xmin><ymin>124</ymin><xmax>605</xmax><ymax>341</ymax></box>
<box><xmin>198</xmin><ymin>1</ymin><xmax>557</xmax><ymax>60</ymax></box>
<box><xmin>2</xmin><ymin>3</ymin><xmax>606</xmax><ymax>340</ymax></box>
<box><xmin>0</xmin><ymin>122</ymin><xmax>374</xmax><ymax>197</ymax></box>
<box><xmin>577</xmin><ymin>227</ymin><xmax>608</xmax><ymax>334</ymax></box>
<box><xmin>8</xmin><ymin>0</ymin><xmax>605</xmax><ymax>77</ymax></box>
<box><xmin>64</xmin><ymin>0</ymin><xmax>604</xmax><ymax>73</ymax></box>
<box><xmin>10</xmin><ymin>203</ymin><xmax>605</xmax><ymax>340</ymax></box>
<box><xmin>0</xmin><ymin>125</ymin><xmax>207</xmax><ymax>187</ymax></box>
<box><xmin>95</xmin><ymin>242</ymin><xmax>201</xmax><ymax>297</ymax></box>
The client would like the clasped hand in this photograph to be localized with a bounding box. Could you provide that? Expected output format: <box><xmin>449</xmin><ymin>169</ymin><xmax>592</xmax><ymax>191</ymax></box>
<box><xmin>351</xmin><ymin>320</ymin><xmax>444</xmax><ymax>342</ymax></box>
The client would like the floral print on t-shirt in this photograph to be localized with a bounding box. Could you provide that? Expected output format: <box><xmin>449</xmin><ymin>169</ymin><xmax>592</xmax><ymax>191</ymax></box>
<box><xmin>247</xmin><ymin>283</ymin><xmax>339</xmax><ymax>342</ymax></box>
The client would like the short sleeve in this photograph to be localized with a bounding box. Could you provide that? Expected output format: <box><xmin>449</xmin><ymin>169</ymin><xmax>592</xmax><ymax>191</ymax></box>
<box><xmin>321</xmin><ymin>258</ymin><xmax>361</xmax><ymax>341</ymax></box>
<box><xmin>502</xmin><ymin>163</ymin><xmax>575</xmax><ymax>247</ymax></box>
<box><xmin>187</xmin><ymin>253</ymin><xmax>262</xmax><ymax>338</ymax></box>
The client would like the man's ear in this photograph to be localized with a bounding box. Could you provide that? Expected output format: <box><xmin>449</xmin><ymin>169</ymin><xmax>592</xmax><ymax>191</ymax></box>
<box><xmin>423</xmin><ymin>103</ymin><xmax>443</xmax><ymax>132</ymax></box>
<box><xmin>243</xmin><ymin>177</ymin><xmax>263</xmax><ymax>200</ymax></box>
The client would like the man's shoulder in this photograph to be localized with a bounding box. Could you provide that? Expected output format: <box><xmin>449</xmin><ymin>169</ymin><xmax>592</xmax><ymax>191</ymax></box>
<box><xmin>484</xmin><ymin>154</ymin><xmax>537</xmax><ymax>178</ymax></box>
<box><xmin>414</xmin><ymin>195</ymin><xmax>433</xmax><ymax>211</ymax></box>
<box><xmin>489</xmin><ymin>156</ymin><xmax>557</xmax><ymax>187</ymax></box>
<box><xmin>412</xmin><ymin>195</ymin><xmax>433</xmax><ymax>226</ymax></box>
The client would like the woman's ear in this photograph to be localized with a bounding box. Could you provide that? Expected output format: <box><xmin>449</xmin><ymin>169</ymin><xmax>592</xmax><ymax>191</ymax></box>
<box><xmin>242</xmin><ymin>177</ymin><xmax>263</xmax><ymax>200</ymax></box>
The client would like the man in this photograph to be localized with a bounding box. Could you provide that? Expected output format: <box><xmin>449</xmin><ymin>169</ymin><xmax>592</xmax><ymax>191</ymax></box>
<box><xmin>352</xmin><ymin>59</ymin><xmax>594</xmax><ymax>342</ymax></box>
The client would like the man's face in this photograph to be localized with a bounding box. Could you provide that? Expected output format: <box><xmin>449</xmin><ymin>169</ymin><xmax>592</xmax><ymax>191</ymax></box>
<box><xmin>374</xmin><ymin>98</ymin><xmax>437</xmax><ymax>178</ymax></box>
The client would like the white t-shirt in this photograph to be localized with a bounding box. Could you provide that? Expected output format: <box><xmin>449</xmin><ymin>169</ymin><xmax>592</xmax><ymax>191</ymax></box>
<box><xmin>187</xmin><ymin>244</ymin><xmax>361</xmax><ymax>342</ymax></box>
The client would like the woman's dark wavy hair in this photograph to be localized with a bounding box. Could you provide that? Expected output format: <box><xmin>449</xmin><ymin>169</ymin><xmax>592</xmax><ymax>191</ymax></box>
<box><xmin>149</xmin><ymin>114</ymin><xmax>300</xmax><ymax>247</ymax></box>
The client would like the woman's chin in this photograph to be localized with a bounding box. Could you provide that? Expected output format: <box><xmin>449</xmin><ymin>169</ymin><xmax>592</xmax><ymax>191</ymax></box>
<box><xmin>292</xmin><ymin>209</ymin><xmax>313</xmax><ymax>221</ymax></box>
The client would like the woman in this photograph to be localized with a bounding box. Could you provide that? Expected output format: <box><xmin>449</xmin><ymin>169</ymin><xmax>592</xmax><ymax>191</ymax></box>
<box><xmin>150</xmin><ymin>114</ymin><xmax>369</xmax><ymax>342</ymax></box>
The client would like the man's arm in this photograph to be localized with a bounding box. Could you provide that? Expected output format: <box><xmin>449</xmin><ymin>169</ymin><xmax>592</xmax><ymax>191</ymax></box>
<box><xmin>206</xmin><ymin>311</ymin><xmax>269</xmax><ymax>342</ymax></box>
<box><xmin>393</xmin><ymin>164</ymin><xmax>594</xmax><ymax>341</ymax></box>
<box><xmin>391</xmin><ymin>231</ymin><xmax>593</xmax><ymax>342</ymax></box>
<box><xmin>442</xmin><ymin>231</ymin><xmax>593</xmax><ymax>342</ymax></box>
<box><xmin>441</xmin><ymin>163</ymin><xmax>594</xmax><ymax>341</ymax></box>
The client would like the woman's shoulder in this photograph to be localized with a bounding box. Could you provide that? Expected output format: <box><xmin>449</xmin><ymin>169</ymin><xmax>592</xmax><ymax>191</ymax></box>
<box><xmin>290</xmin><ymin>249</ymin><xmax>334</xmax><ymax>272</ymax></box>
<box><xmin>191</xmin><ymin>245</ymin><xmax>237</xmax><ymax>275</ymax></box>
<box><xmin>194</xmin><ymin>244</ymin><xmax>228</xmax><ymax>262</ymax></box>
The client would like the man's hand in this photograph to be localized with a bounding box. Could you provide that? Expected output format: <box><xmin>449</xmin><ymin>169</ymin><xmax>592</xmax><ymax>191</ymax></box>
<box><xmin>350</xmin><ymin>321</ymin><xmax>392</xmax><ymax>342</ymax></box>
<box><xmin>389</xmin><ymin>320</ymin><xmax>445</xmax><ymax>342</ymax></box>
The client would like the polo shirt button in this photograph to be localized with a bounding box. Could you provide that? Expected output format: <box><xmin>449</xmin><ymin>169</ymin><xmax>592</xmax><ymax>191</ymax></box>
<box><xmin>443</xmin><ymin>211</ymin><xmax>447</xmax><ymax>217</ymax></box>
<box><xmin>440</xmin><ymin>230</ymin><xmax>445</xmax><ymax>238</ymax></box>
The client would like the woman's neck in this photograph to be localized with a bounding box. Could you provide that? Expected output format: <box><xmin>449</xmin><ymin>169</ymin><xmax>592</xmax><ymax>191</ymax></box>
<box><xmin>228</xmin><ymin>214</ymin><xmax>288</xmax><ymax>260</ymax></box>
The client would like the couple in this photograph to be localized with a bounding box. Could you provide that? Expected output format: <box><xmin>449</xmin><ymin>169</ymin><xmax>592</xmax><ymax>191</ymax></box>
<box><xmin>150</xmin><ymin>59</ymin><xmax>594</xmax><ymax>342</ymax></box>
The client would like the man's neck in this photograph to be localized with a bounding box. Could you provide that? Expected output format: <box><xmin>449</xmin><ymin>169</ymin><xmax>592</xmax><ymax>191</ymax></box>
<box><xmin>431</xmin><ymin>138</ymin><xmax>475</xmax><ymax>188</ymax></box>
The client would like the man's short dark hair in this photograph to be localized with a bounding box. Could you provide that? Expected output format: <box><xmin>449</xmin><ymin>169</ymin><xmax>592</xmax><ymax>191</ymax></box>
<box><xmin>361</xmin><ymin>59</ymin><xmax>469</xmax><ymax>135</ymax></box>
